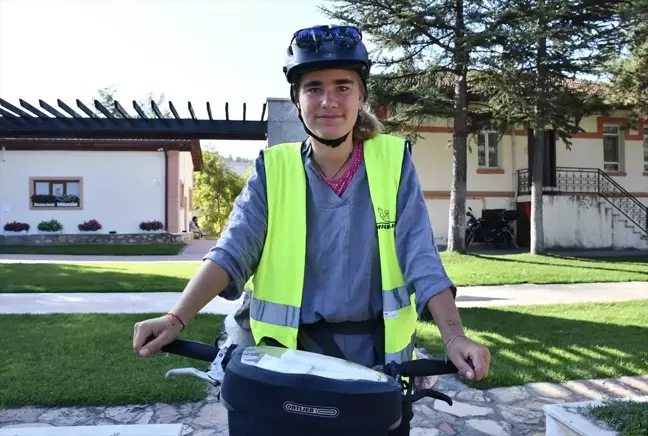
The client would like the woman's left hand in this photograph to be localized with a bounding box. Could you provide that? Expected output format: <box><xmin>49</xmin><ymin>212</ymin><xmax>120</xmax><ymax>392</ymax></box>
<box><xmin>446</xmin><ymin>335</ymin><xmax>491</xmax><ymax>381</ymax></box>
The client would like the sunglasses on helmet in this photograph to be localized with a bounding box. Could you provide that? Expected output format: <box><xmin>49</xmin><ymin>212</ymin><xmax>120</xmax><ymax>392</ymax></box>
<box><xmin>291</xmin><ymin>25</ymin><xmax>362</xmax><ymax>52</ymax></box>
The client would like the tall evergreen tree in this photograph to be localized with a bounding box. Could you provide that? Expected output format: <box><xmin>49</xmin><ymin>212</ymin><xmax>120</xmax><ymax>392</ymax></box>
<box><xmin>606</xmin><ymin>0</ymin><xmax>648</xmax><ymax>125</ymax></box>
<box><xmin>477</xmin><ymin>0</ymin><xmax>624</xmax><ymax>254</ymax></box>
<box><xmin>321</xmin><ymin>0</ymin><xmax>503</xmax><ymax>252</ymax></box>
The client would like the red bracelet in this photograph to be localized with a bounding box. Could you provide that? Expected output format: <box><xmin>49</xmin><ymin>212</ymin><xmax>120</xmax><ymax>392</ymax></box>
<box><xmin>167</xmin><ymin>312</ymin><xmax>186</xmax><ymax>331</ymax></box>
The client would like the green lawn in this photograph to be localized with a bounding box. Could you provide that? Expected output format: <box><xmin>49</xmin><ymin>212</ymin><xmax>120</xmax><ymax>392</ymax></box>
<box><xmin>441</xmin><ymin>253</ymin><xmax>648</xmax><ymax>286</ymax></box>
<box><xmin>0</xmin><ymin>243</ymin><xmax>186</xmax><ymax>256</ymax></box>
<box><xmin>1</xmin><ymin>253</ymin><xmax>646</xmax><ymax>293</ymax></box>
<box><xmin>0</xmin><ymin>313</ymin><xmax>224</xmax><ymax>409</ymax></box>
<box><xmin>587</xmin><ymin>400</ymin><xmax>648</xmax><ymax>436</ymax></box>
<box><xmin>0</xmin><ymin>262</ymin><xmax>197</xmax><ymax>293</ymax></box>
<box><xmin>1</xmin><ymin>301</ymin><xmax>646</xmax><ymax>408</ymax></box>
<box><xmin>418</xmin><ymin>300</ymin><xmax>648</xmax><ymax>390</ymax></box>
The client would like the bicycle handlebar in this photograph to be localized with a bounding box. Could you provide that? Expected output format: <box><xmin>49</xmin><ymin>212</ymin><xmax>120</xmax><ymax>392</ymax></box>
<box><xmin>388</xmin><ymin>357</ymin><xmax>475</xmax><ymax>377</ymax></box>
<box><xmin>153</xmin><ymin>337</ymin><xmax>474</xmax><ymax>378</ymax></box>
<box><xmin>160</xmin><ymin>338</ymin><xmax>219</xmax><ymax>362</ymax></box>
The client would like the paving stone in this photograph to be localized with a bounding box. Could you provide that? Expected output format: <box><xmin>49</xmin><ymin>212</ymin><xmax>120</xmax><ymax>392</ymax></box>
<box><xmin>525</xmin><ymin>382</ymin><xmax>573</xmax><ymax>399</ymax></box>
<box><xmin>38</xmin><ymin>407</ymin><xmax>98</xmax><ymax>426</ymax></box>
<box><xmin>154</xmin><ymin>403</ymin><xmax>183</xmax><ymax>423</ymax></box>
<box><xmin>517</xmin><ymin>398</ymin><xmax>566</xmax><ymax>411</ymax></box>
<box><xmin>455</xmin><ymin>390</ymin><xmax>487</xmax><ymax>403</ymax></box>
<box><xmin>439</xmin><ymin>422</ymin><xmax>456</xmax><ymax>434</ymax></box>
<box><xmin>190</xmin><ymin>403</ymin><xmax>228</xmax><ymax>430</ymax></box>
<box><xmin>191</xmin><ymin>430</ymin><xmax>219</xmax><ymax>436</ymax></box>
<box><xmin>434</xmin><ymin>399</ymin><xmax>493</xmax><ymax>417</ymax></box>
<box><xmin>136</xmin><ymin>411</ymin><xmax>154</xmax><ymax>424</ymax></box>
<box><xmin>465</xmin><ymin>419</ymin><xmax>512</xmax><ymax>436</ymax></box>
<box><xmin>410</xmin><ymin>428</ymin><xmax>441</xmax><ymax>435</ymax></box>
<box><xmin>487</xmin><ymin>386</ymin><xmax>530</xmax><ymax>403</ymax></box>
<box><xmin>0</xmin><ymin>408</ymin><xmax>47</xmax><ymax>424</ymax></box>
<box><xmin>435</xmin><ymin>375</ymin><xmax>469</xmax><ymax>392</ymax></box>
<box><xmin>104</xmin><ymin>405</ymin><xmax>153</xmax><ymax>424</ymax></box>
<box><xmin>411</xmin><ymin>404</ymin><xmax>457</xmax><ymax>428</ymax></box>
<box><xmin>496</xmin><ymin>405</ymin><xmax>544</xmax><ymax>425</ymax></box>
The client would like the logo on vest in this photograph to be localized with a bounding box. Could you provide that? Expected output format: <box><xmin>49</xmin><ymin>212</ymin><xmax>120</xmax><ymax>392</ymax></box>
<box><xmin>377</xmin><ymin>208</ymin><xmax>396</xmax><ymax>230</ymax></box>
<box><xmin>283</xmin><ymin>401</ymin><xmax>339</xmax><ymax>418</ymax></box>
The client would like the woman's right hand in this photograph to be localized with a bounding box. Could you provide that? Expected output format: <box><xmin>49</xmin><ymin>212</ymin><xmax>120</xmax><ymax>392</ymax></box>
<box><xmin>133</xmin><ymin>315</ymin><xmax>184</xmax><ymax>357</ymax></box>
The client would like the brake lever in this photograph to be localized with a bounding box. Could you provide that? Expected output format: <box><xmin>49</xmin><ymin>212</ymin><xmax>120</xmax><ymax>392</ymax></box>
<box><xmin>164</xmin><ymin>344</ymin><xmax>238</xmax><ymax>402</ymax></box>
<box><xmin>403</xmin><ymin>388</ymin><xmax>453</xmax><ymax>406</ymax></box>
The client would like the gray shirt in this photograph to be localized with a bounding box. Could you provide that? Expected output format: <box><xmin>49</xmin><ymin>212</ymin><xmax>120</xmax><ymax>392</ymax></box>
<box><xmin>204</xmin><ymin>139</ymin><xmax>455</xmax><ymax>368</ymax></box>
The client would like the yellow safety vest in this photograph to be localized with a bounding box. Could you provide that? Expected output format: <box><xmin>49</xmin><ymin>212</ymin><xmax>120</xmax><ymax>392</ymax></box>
<box><xmin>249</xmin><ymin>133</ymin><xmax>417</xmax><ymax>366</ymax></box>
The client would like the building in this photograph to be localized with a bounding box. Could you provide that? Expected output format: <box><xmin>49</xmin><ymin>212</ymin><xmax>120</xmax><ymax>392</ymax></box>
<box><xmin>0</xmin><ymin>138</ymin><xmax>200</xmax><ymax>236</ymax></box>
<box><xmin>0</xmin><ymin>97</ymin><xmax>267</xmax><ymax>243</ymax></box>
<box><xmin>266</xmin><ymin>98</ymin><xmax>648</xmax><ymax>250</ymax></box>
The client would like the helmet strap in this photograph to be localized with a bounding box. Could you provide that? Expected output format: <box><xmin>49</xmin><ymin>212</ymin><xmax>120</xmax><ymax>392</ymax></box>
<box><xmin>297</xmin><ymin>109</ymin><xmax>350</xmax><ymax>148</ymax></box>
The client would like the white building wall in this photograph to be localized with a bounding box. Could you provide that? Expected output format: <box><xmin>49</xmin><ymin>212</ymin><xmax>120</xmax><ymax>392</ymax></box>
<box><xmin>543</xmin><ymin>195</ymin><xmax>647</xmax><ymax>249</ymax></box>
<box><xmin>0</xmin><ymin>150</ymin><xmax>165</xmax><ymax>234</ymax></box>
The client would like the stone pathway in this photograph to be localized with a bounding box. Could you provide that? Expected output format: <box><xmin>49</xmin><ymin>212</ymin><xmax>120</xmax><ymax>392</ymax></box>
<box><xmin>2</xmin><ymin>374</ymin><xmax>647</xmax><ymax>435</ymax></box>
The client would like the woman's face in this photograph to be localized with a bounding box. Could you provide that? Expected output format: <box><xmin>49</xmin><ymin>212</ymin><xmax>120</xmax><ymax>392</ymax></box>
<box><xmin>296</xmin><ymin>68</ymin><xmax>364</xmax><ymax>140</ymax></box>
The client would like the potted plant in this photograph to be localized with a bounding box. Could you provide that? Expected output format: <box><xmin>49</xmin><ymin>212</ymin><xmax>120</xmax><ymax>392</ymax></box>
<box><xmin>31</xmin><ymin>194</ymin><xmax>57</xmax><ymax>207</ymax></box>
<box><xmin>57</xmin><ymin>194</ymin><xmax>80</xmax><ymax>207</ymax></box>
<box><xmin>37</xmin><ymin>219</ymin><xmax>63</xmax><ymax>234</ymax></box>
<box><xmin>139</xmin><ymin>220</ymin><xmax>164</xmax><ymax>232</ymax></box>
<box><xmin>78</xmin><ymin>219</ymin><xmax>102</xmax><ymax>232</ymax></box>
<box><xmin>3</xmin><ymin>221</ymin><xmax>30</xmax><ymax>235</ymax></box>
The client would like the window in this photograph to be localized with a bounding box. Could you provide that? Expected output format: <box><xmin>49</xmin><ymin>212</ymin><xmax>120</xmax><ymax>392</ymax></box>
<box><xmin>478</xmin><ymin>132</ymin><xmax>499</xmax><ymax>168</ymax></box>
<box><xmin>30</xmin><ymin>178</ymin><xmax>82</xmax><ymax>208</ymax></box>
<box><xmin>603</xmin><ymin>125</ymin><xmax>620</xmax><ymax>172</ymax></box>
<box><xmin>644</xmin><ymin>132</ymin><xmax>648</xmax><ymax>172</ymax></box>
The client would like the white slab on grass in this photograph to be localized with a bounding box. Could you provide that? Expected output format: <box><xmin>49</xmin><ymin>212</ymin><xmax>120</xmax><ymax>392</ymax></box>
<box><xmin>543</xmin><ymin>397</ymin><xmax>648</xmax><ymax>436</ymax></box>
<box><xmin>0</xmin><ymin>423</ymin><xmax>184</xmax><ymax>436</ymax></box>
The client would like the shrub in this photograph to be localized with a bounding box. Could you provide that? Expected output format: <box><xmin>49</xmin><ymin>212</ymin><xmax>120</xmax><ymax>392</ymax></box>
<box><xmin>3</xmin><ymin>221</ymin><xmax>30</xmax><ymax>232</ymax></box>
<box><xmin>78</xmin><ymin>219</ymin><xmax>102</xmax><ymax>231</ymax></box>
<box><xmin>37</xmin><ymin>219</ymin><xmax>63</xmax><ymax>232</ymax></box>
<box><xmin>139</xmin><ymin>220</ymin><xmax>164</xmax><ymax>231</ymax></box>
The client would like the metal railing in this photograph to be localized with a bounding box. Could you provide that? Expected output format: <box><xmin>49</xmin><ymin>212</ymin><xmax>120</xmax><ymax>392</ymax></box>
<box><xmin>516</xmin><ymin>167</ymin><xmax>647</xmax><ymax>234</ymax></box>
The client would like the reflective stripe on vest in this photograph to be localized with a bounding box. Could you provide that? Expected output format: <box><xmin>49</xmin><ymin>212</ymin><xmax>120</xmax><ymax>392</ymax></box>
<box><xmin>250</xmin><ymin>134</ymin><xmax>417</xmax><ymax>366</ymax></box>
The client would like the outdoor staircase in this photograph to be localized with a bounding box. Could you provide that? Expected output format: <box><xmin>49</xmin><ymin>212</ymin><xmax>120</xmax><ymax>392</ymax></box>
<box><xmin>517</xmin><ymin>167</ymin><xmax>648</xmax><ymax>247</ymax></box>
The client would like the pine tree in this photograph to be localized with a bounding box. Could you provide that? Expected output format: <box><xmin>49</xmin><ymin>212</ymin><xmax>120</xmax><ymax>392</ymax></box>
<box><xmin>477</xmin><ymin>0</ymin><xmax>624</xmax><ymax>254</ymax></box>
<box><xmin>321</xmin><ymin>0</ymin><xmax>503</xmax><ymax>252</ymax></box>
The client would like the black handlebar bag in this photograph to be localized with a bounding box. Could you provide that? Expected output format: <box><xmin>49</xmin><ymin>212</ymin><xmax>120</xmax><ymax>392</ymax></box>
<box><xmin>220</xmin><ymin>345</ymin><xmax>404</xmax><ymax>436</ymax></box>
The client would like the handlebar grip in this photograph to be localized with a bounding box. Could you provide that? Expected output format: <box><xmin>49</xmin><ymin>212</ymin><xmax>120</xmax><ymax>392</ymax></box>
<box><xmin>397</xmin><ymin>358</ymin><xmax>474</xmax><ymax>377</ymax></box>
<box><xmin>143</xmin><ymin>336</ymin><xmax>219</xmax><ymax>362</ymax></box>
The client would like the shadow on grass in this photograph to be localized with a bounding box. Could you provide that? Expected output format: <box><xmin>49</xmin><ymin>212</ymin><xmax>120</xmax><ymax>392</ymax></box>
<box><xmin>462</xmin><ymin>253</ymin><xmax>648</xmax><ymax>278</ymax></box>
<box><xmin>417</xmin><ymin>302</ymin><xmax>648</xmax><ymax>390</ymax></box>
<box><xmin>0</xmin><ymin>263</ymin><xmax>197</xmax><ymax>292</ymax></box>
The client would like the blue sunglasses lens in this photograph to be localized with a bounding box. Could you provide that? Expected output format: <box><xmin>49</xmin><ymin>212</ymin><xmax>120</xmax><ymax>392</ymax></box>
<box><xmin>330</xmin><ymin>26</ymin><xmax>362</xmax><ymax>48</ymax></box>
<box><xmin>294</xmin><ymin>26</ymin><xmax>361</xmax><ymax>51</ymax></box>
<box><xmin>294</xmin><ymin>28</ymin><xmax>327</xmax><ymax>50</ymax></box>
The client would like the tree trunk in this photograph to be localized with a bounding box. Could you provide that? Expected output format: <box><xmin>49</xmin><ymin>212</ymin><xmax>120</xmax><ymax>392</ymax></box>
<box><xmin>530</xmin><ymin>35</ymin><xmax>548</xmax><ymax>255</ymax></box>
<box><xmin>447</xmin><ymin>0</ymin><xmax>468</xmax><ymax>253</ymax></box>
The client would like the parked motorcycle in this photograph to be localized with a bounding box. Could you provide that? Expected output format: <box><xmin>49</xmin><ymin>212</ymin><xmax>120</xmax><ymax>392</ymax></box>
<box><xmin>465</xmin><ymin>207</ymin><xmax>518</xmax><ymax>249</ymax></box>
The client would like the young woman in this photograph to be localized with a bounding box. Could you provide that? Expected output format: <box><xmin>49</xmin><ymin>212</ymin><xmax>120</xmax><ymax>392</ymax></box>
<box><xmin>133</xmin><ymin>24</ymin><xmax>490</xmax><ymax>435</ymax></box>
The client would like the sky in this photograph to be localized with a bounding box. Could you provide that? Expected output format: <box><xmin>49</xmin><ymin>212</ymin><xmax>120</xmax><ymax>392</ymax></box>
<box><xmin>0</xmin><ymin>0</ymin><xmax>335</xmax><ymax>159</ymax></box>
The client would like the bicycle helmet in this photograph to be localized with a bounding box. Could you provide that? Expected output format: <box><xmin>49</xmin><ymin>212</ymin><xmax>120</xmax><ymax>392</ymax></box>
<box><xmin>283</xmin><ymin>24</ymin><xmax>371</xmax><ymax>147</ymax></box>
